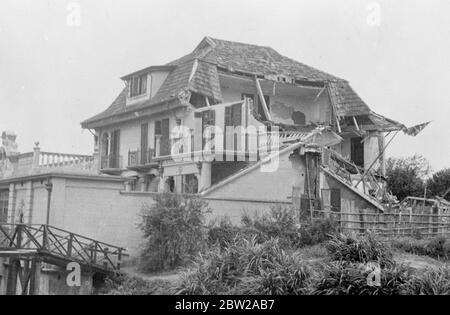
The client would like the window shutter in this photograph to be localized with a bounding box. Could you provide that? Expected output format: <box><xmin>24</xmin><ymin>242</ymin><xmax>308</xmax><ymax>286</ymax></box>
<box><xmin>140</xmin><ymin>75</ymin><xmax>147</xmax><ymax>94</ymax></box>
<box><xmin>225</xmin><ymin>107</ymin><xmax>232</xmax><ymax>126</ymax></box>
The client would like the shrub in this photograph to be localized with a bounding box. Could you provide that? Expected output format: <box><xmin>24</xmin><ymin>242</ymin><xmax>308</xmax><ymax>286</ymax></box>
<box><xmin>311</xmin><ymin>261</ymin><xmax>412</xmax><ymax>295</ymax></box>
<box><xmin>176</xmin><ymin>236</ymin><xmax>310</xmax><ymax>295</ymax></box>
<box><xmin>207</xmin><ymin>217</ymin><xmax>241</xmax><ymax>248</ymax></box>
<box><xmin>139</xmin><ymin>193</ymin><xmax>210</xmax><ymax>272</ymax></box>
<box><xmin>403</xmin><ymin>267</ymin><xmax>450</xmax><ymax>295</ymax></box>
<box><xmin>326</xmin><ymin>233</ymin><xmax>394</xmax><ymax>268</ymax></box>
<box><xmin>241</xmin><ymin>206</ymin><xmax>301</xmax><ymax>248</ymax></box>
<box><xmin>299</xmin><ymin>218</ymin><xmax>339</xmax><ymax>246</ymax></box>
<box><xmin>389</xmin><ymin>237</ymin><xmax>450</xmax><ymax>260</ymax></box>
<box><xmin>425</xmin><ymin>237</ymin><xmax>448</xmax><ymax>259</ymax></box>
<box><xmin>246</xmin><ymin>263</ymin><xmax>311</xmax><ymax>295</ymax></box>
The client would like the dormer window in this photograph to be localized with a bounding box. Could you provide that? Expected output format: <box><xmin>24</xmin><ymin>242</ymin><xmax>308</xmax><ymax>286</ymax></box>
<box><xmin>129</xmin><ymin>74</ymin><xmax>148</xmax><ymax>98</ymax></box>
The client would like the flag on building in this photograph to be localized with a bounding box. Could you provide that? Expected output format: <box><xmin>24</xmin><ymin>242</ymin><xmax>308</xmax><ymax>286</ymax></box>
<box><xmin>403</xmin><ymin>121</ymin><xmax>431</xmax><ymax>136</ymax></box>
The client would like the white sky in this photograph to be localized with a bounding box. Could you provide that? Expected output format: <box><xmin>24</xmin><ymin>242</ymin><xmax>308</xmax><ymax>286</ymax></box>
<box><xmin>0</xmin><ymin>0</ymin><xmax>449</xmax><ymax>171</ymax></box>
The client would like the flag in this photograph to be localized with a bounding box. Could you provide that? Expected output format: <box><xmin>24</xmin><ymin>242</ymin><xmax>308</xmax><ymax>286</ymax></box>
<box><xmin>403</xmin><ymin>121</ymin><xmax>431</xmax><ymax>136</ymax></box>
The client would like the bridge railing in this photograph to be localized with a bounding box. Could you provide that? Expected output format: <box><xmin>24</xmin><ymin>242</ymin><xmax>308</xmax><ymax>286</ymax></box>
<box><xmin>0</xmin><ymin>224</ymin><xmax>126</xmax><ymax>272</ymax></box>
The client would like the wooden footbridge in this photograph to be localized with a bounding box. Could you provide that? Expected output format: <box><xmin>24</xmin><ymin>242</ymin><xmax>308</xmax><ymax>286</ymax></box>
<box><xmin>0</xmin><ymin>224</ymin><xmax>126</xmax><ymax>295</ymax></box>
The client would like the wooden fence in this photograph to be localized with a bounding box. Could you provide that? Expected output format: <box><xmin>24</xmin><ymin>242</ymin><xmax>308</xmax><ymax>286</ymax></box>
<box><xmin>311</xmin><ymin>202</ymin><xmax>450</xmax><ymax>238</ymax></box>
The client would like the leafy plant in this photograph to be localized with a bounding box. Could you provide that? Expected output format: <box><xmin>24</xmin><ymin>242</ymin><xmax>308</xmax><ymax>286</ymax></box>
<box><xmin>299</xmin><ymin>218</ymin><xmax>339</xmax><ymax>246</ymax></box>
<box><xmin>241</xmin><ymin>206</ymin><xmax>302</xmax><ymax>248</ymax></box>
<box><xmin>325</xmin><ymin>233</ymin><xmax>394</xmax><ymax>268</ymax></box>
<box><xmin>207</xmin><ymin>217</ymin><xmax>240</xmax><ymax>248</ymax></box>
<box><xmin>403</xmin><ymin>267</ymin><xmax>450</xmax><ymax>295</ymax></box>
<box><xmin>139</xmin><ymin>193</ymin><xmax>210</xmax><ymax>272</ymax></box>
<box><xmin>389</xmin><ymin>237</ymin><xmax>450</xmax><ymax>260</ymax></box>
<box><xmin>311</xmin><ymin>261</ymin><xmax>412</xmax><ymax>295</ymax></box>
<box><xmin>176</xmin><ymin>236</ymin><xmax>310</xmax><ymax>295</ymax></box>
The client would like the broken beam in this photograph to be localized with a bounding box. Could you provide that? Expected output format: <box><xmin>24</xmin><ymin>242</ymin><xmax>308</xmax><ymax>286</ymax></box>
<box><xmin>255</xmin><ymin>78</ymin><xmax>272</xmax><ymax>121</ymax></box>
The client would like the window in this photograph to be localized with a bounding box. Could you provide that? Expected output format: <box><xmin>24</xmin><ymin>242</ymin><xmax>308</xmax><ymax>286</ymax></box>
<box><xmin>0</xmin><ymin>190</ymin><xmax>9</xmax><ymax>224</ymax></box>
<box><xmin>351</xmin><ymin>137</ymin><xmax>364</xmax><ymax>168</ymax></box>
<box><xmin>322</xmin><ymin>189</ymin><xmax>341</xmax><ymax>212</ymax></box>
<box><xmin>129</xmin><ymin>74</ymin><xmax>148</xmax><ymax>97</ymax></box>
<box><xmin>154</xmin><ymin>119</ymin><xmax>170</xmax><ymax>156</ymax></box>
<box><xmin>183</xmin><ymin>174</ymin><xmax>198</xmax><ymax>194</ymax></box>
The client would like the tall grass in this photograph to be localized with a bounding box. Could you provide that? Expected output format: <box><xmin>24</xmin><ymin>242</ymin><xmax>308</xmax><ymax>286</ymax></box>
<box><xmin>176</xmin><ymin>236</ymin><xmax>312</xmax><ymax>295</ymax></box>
<box><xmin>326</xmin><ymin>233</ymin><xmax>394</xmax><ymax>268</ymax></box>
<box><xmin>389</xmin><ymin>236</ymin><xmax>450</xmax><ymax>260</ymax></box>
<box><xmin>311</xmin><ymin>261</ymin><xmax>412</xmax><ymax>295</ymax></box>
<box><xmin>404</xmin><ymin>267</ymin><xmax>450</xmax><ymax>295</ymax></box>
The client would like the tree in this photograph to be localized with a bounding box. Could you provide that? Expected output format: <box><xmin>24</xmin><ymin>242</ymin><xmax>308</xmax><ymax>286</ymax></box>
<box><xmin>427</xmin><ymin>168</ymin><xmax>450</xmax><ymax>201</ymax></box>
<box><xmin>385</xmin><ymin>155</ymin><xmax>431</xmax><ymax>201</ymax></box>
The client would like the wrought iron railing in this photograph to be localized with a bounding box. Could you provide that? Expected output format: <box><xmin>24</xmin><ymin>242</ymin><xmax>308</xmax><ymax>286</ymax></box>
<box><xmin>128</xmin><ymin>148</ymin><xmax>154</xmax><ymax>167</ymax></box>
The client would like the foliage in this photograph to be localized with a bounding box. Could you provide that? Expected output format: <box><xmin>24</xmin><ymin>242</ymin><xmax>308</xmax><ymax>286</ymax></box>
<box><xmin>299</xmin><ymin>218</ymin><xmax>339</xmax><ymax>246</ymax></box>
<box><xmin>386</xmin><ymin>155</ymin><xmax>430</xmax><ymax>201</ymax></box>
<box><xmin>207</xmin><ymin>217</ymin><xmax>241</xmax><ymax>248</ymax></box>
<box><xmin>241</xmin><ymin>206</ymin><xmax>302</xmax><ymax>248</ymax></box>
<box><xmin>389</xmin><ymin>237</ymin><xmax>450</xmax><ymax>260</ymax></box>
<box><xmin>403</xmin><ymin>267</ymin><xmax>450</xmax><ymax>295</ymax></box>
<box><xmin>101</xmin><ymin>274</ymin><xmax>174</xmax><ymax>295</ymax></box>
<box><xmin>241</xmin><ymin>206</ymin><xmax>338</xmax><ymax>248</ymax></box>
<box><xmin>139</xmin><ymin>193</ymin><xmax>210</xmax><ymax>272</ymax></box>
<box><xmin>325</xmin><ymin>233</ymin><xmax>394</xmax><ymax>268</ymax></box>
<box><xmin>311</xmin><ymin>261</ymin><xmax>412</xmax><ymax>295</ymax></box>
<box><xmin>427</xmin><ymin>168</ymin><xmax>450</xmax><ymax>201</ymax></box>
<box><xmin>176</xmin><ymin>236</ymin><xmax>312</xmax><ymax>295</ymax></box>
<box><xmin>242</xmin><ymin>262</ymin><xmax>311</xmax><ymax>295</ymax></box>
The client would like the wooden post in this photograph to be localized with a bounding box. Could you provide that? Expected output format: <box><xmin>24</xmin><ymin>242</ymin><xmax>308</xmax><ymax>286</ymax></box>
<box><xmin>6</xmin><ymin>258</ymin><xmax>19</xmax><ymax>295</ymax></box>
<box><xmin>67</xmin><ymin>234</ymin><xmax>73</xmax><ymax>258</ymax></box>
<box><xmin>29</xmin><ymin>259</ymin><xmax>41</xmax><ymax>295</ymax></box>
<box><xmin>42</xmin><ymin>225</ymin><xmax>49</xmax><ymax>250</ymax></box>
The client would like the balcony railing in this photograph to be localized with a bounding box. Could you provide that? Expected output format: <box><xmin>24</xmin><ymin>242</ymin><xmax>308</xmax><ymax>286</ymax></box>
<box><xmin>101</xmin><ymin>154</ymin><xmax>122</xmax><ymax>170</ymax></box>
<box><xmin>128</xmin><ymin>148</ymin><xmax>154</xmax><ymax>167</ymax></box>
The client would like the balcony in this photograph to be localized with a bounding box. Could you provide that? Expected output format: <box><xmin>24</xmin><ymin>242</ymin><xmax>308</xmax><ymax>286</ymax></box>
<box><xmin>100</xmin><ymin>154</ymin><xmax>123</xmax><ymax>173</ymax></box>
<box><xmin>127</xmin><ymin>148</ymin><xmax>156</xmax><ymax>169</ymax></box>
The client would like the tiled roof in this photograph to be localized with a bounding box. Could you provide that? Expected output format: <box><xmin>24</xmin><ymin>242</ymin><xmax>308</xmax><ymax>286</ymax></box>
<box><xmin>188</xmin><ymin>60</ymin><xmax>223</xmax><ymax>102</ymax></box>
<box><xmin>82</xmin><ymin>59</ymin><xmax>197</xmax><ymax>127</ymax></box>
<box><xmin>82</xmin><ymin>36</ymin><xmax>377</xmax><ymax>127</ymax></box>
<box><xmin>200</xmin><ymin>37</ymin><xmax>340</xmax><ymax>81</ymax></box>
<box><xmin>327</xmin><ymin>81</ymin><xmax>371</xmax><ymax>117</ymax></box>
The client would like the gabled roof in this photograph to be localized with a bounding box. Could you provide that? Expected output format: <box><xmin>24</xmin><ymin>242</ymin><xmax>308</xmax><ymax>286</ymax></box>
<box><xmin>82</xmin><ymin>36</ymin><xmax>380</xmax><ymax>128</ymax></box>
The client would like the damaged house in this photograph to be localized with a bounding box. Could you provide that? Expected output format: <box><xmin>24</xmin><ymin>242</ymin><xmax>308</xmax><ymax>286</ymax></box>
<box><xmin>81</xmin><ymin>36</ymin><xmax>404</xmax><ymax>221</ymax></box>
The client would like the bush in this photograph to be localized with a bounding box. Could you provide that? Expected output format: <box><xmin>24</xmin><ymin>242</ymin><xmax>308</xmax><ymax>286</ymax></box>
<box><xmin>403</xmin><ymin>267</ymin><xmax>450</xmax><ymax>295</ymax></box>
<box><xmin>241</xmin><ymin>206</ymin><xmax>302</xmax><ymax>248</ymax></box>
<box><xmin>207</xmin><ymin>217</ymin><xmax>241</xmax><ymax>248</ymax></box>
<box><xmin>311</xmin><ymin>261</ymin><xmax>412</xmax><ymax>295</ymax></box>
<box><xmin>299</xmin><ymin>218</ymin><xmax>339</xmax><ymax>246</ymax></box>
<box><xmin>176</xmin><ymin>236</ymin><xmax>311</xmax><ymax>295</ymax></box>
<box><xmin>390</xmin><ymin>237</ymin><xmax>450</xmax><ymax>260</ymax></box>
<box><xmin>139</xmin><ymin>193</ymin><xmax>210</xmax><ymax>272</ymax></box>
<box><xmin>246</xmin><ymin>263</ymin><xmax>311</xmax><ymax>295</ymax></box>
<box><xmin>425</xmin><ymin>237</ymin><xmax>448</xmax><ymax>259</ymax></box>
<box><xmin>326</xmin><ymin>233</ymin><xmax>394</xmax><ymax>268</ymax></box>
